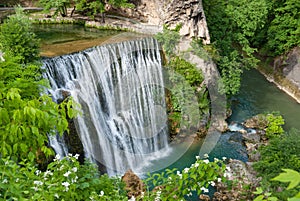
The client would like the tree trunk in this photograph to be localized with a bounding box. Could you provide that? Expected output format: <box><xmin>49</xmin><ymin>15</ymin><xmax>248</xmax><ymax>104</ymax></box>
<box><xmin>101</xmin><ymin>12</ymin><xmax>105</xmax><ymax>23</ymax></box>
<box><xmin>70</xmin><ymin>6</ymin><xmax>76</xmax><ymax>17</ymax></box>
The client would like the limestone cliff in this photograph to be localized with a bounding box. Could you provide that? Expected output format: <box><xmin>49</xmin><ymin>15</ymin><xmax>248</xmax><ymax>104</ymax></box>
<box><xmin>260</xmin><ymin>46</ymin><xmax>300</xmax><ymax>103</ymax></box>
<box><xmin>117</xmin><ymin>0</ymin><xmax>210</xmax><ymax>43</ymax></box>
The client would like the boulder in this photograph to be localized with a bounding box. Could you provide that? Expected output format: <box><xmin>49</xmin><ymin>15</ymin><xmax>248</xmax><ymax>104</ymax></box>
<box><xmin>122</xmin><ymin>169</ymin><xmax>145</xmax><ymax>199</ymax></box>
<box><xmin>214</xmin><ymin>159</ymin><xmax>261</xmax><ymax>200</ymax></box>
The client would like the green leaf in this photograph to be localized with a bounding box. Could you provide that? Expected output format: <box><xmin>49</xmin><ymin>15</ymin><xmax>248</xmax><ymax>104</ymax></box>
<box><xmin>272</xmin><ymin>169</ymin><xmax>300</xmax><ymax>190</ymax></box>
<box><xmin>254</xmin><ymin>195</ymin><xmax>265</xmax><ymax>201</ymax></box>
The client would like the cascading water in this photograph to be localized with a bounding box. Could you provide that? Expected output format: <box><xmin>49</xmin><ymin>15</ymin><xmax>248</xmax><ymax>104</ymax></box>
<box><xmin>42</xmin><ymin>38</ymin><xmax>170</xmax><ymax>175</ymax></box>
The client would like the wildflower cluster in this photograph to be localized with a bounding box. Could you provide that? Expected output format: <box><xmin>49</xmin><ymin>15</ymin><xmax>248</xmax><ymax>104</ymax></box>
<box><xmin>144</xmin><ymin>154</ymin><xmax>227</xmax><ymax>200</ymax></box>
<box><xmin>0</xmin><ymin>154</ymin><xmax>127</xmax><ymax>201</ymax></box>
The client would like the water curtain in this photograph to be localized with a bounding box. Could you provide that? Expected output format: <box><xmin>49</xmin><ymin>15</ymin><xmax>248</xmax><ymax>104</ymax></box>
<box><xmin>42</xmin><ymin>38</ymin><xmax>169</xmax><ymax>175</ymax></box>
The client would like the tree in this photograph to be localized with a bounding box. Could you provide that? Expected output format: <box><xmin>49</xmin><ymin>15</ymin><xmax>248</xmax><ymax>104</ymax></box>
<box><xmin>39</xmin><ymin>0</ymin><xmax>72</xmax><ymax>17</ymax></box>
<box><xmin>266</xmin><ymin>0</ymin><xmax>300</xmax><ymax>56</ymax></box>
<box><xmin>203</xmin><ymin>0</ymin><xmax>269</xmax><ymax>95</ymax></box>
<box><xmin>0</xmin><ymin>6</ymin><xmax>40</xmax><ymax>64</ymax></box>
<box><xmin>75</xmin><ymin>0</ymin><xmax>134</xmax><ymax>23</ymax></box>
<box><xmin>0</xmin><ymin>8</ymin><xmax>78</xmax><ymax>163</ymax></box>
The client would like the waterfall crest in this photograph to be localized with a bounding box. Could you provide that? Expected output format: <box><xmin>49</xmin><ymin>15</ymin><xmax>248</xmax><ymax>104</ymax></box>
<box><xmin>43</xmin><ymin>38</ymin><xmax>169</xmax><ymax>175</ymax></box>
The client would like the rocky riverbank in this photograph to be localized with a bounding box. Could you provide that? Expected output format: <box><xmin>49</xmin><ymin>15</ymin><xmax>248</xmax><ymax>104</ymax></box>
<box><xmin>258</xmin><ymin>46</ymin><xmax>300</xmax><ymax>104</ymax></box>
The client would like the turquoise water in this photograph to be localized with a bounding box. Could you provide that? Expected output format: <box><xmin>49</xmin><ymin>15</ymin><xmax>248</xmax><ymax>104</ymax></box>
<box><xmin>229</xmin><ymin>69</ymin><xmax>300</xmax><ymax>130</ymax></box>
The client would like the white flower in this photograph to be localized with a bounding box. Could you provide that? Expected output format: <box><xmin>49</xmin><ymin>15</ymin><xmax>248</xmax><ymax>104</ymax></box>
<box><xmin>224</xmin><ymin>172</ymin><xmax>232</xmax><ymax>178</ymax></box>
<box><xmin>214</xmin><ymin>158</ymin><xmax>219</xmax><ymax>162</ymax></box>
<box><xmin>203</xmin><ymin>153</ymin><xmax>209</xmax><ymax>158</ymax></box>
<box><xmin>54</xmin><ymin>154</ymin><xmax>61</xmax><ymax>161</ymax></box>
<box><xmin>194</xmin><ymin>162</ymin><xmax>199</xmax><ymax>168</ymax></box>
<box><xmin>32</xmin><ymin>186</ymin><xmax>39</xmax><ymax>192</ymax></box>
<box><xmin>195</xmin><ymin>155</ymin><xmax>200</xmax><ymax>160</ymax></box>
<box><xmin>54</xmin><ymin>193</ymin><xmax>59</xmax><ymax>198</ymax></box>
<box><xmin>44</xmin><ymin>170</ymin><xmax>53</xmax><ymax>177</ymax></box>
<box><xmin>63</xmin><ymin>171</ymin><xmax>71</xmax><ymax>177</ymax></box>
<box><xmin>62</xmin><ymin>181</ymin><xmax>70</xmax><ymax>191</ymax></box>
<box><xmin>140</xmin><ymin>192</ymin><xmax>144</xmax><ymax>198</ymax></box>
<box><xmin>128</xmin><ymin>196</ymin><xmax>135</xmax><ymax>201</ymax></box>
<box><xmin>200</xmin><ymin>187</ymin><xmax>209</xmax><ymax>193</ymax></box>
<box><xmin>225</xmin><ymin>166</ymin><xmax>231</xmax><ymax>171</ymax></box>
<box><xmin>33</xmin><ymin>180</ymin><xmax>43</xmax><ymax>186</ymax></box>
<box><xmin>15</xmin><ymin>178</ymin><xmax>19</xmax><ymax>183</ymax></box>
<box><xmin>68</xmin><ymin>153</ymin><xmax>73</xmax><ymax>157</ymax></box>
<box><xmin>71</xmin><ymin>176</ymin><xmax>78</xmax><ymax>183</ymax></box>
<box><xmin>187</xmin><ymin>192</ymin><xmax>192</xmax><ymax>197</ymax></box>
<box><xmin>222</xmin><ymin>157</ymin><xmax>227</xmax><ymax>161</ymax></box>
<box><xmin>183</xmin><ymin>168</ymin><xmax>189</xmax><ymax>173</ymax></box>
<box><xmin>217</xmin><ymin>178</ymin><xmax>222</xmax><ymax>182</ymax></box>
<box><xmin>74</xmin><ymin>154</ymin><xmax>80</xmax><ymax>160</ymax></box>
<box><xmin>72</xmin><ymin>167</ymin><xmax>78</xmax><ymax>172</ymax></box>
<box><xmin>35</xmin><ymin>170</ymin><xmax>41</xmax><ymax>176</ymax></box>
<box><xmin>209</xmin><ymin>181</ymin><xmax>215</xmax><ymax>186</ymax></box>
<box><xmin>203</xmin><ymin>159</ymin><xmax>209</xmax><ymax>164</ymax></box>
<box><xmin>2</xmin><ymin>179</ymin><xmax>8</xmax><ymax>184</ymax></box>
<box><xmin>176</xmin><ymin>171</ymin><xmax>182</xmax><ymax>179</ymax></box>
<box><xmin>99</xmin><ymin>190</ymin><xmax>104</xmax><ymax>197</ymax></box>
<box><xmin>155</xmin><ymin>191</ymin><xmax>161</xmax><ymax>201</ymax></box>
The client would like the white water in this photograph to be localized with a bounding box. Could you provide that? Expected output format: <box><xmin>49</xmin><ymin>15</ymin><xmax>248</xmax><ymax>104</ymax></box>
<box><xmin>43</xmin><ymin>38</ymin><xmax>170</xmax><ymax>175</ymax></box>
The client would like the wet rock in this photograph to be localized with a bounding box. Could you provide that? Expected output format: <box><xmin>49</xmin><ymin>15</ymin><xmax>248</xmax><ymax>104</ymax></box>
<box><xmin>200</xmin><ymin>194</ymin><xmax>211</xmax><ymax>201</ymax></box>
<box><xmin>122</xmin><ymin>169</ymin><xmax>145</xmax><ymax>199</ymax></box>
<box><xmin>213</xmin><ymin>159</ymin><xmax>261</xmax><ymax>201</ymax></box>
<box><xmin>242</xmin><ymin>132</ymin><xmax>261</xmax><ymax>144</ymax></box>
<box><xmin>243</xmin><ymin>114</ymin><xmax>268</xmax><ymax>129</ymax></box>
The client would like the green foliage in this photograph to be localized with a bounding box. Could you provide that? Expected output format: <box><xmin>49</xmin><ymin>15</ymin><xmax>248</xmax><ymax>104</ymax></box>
<box><xmin>253</xmin><ymin>129</ymin><xmax>300</xmax><ymax>200</ymax></box>
<box><xmin>155</xmin><ymin>24</ymin><xmax>181</xmax><ymax>58</ymax></box>
<box><xmin>265</xmin><ymin>113</ymin><xmax>285</xmax><ymax>138</ymax></box>
<box><xmin>254</xmin><ymin>169</ymin><xmax>300</xmax><ymax>201</ymax></box>
<box><xmin>0</xmin><ymin>7</ymin><xmax>40</xmax><ymax>64</ymax></box>
<box><xmin>166</xmin><ymin>56</ymin><xmax>208</xmax><ymax>134</ymax></box>
<box><xmin>0</xmin><ymin>10</ymin><xmax>79</xmax><ymax>163</ymax></box>
<box><xmin>143</xmin><ymin>156</ymin><xmax>226</xmax><ymax>200</ymax></box>
<box><xmin>0</xmin><ymin>54</ymin><xmax>45</xmax><ymax>99</ymax></box>
<box><xmin>0</xmin><ymin>155</ymin><xmax>127</xmax><ymax>200</ymax></box>
<box><xmin>203</xmin><ymin>0</ymin><xmax>269</xmax><ymax>95</ymax></box>
<box><xmin>265</xmin><ymin>0</ymin><xmax>300</xmax><ymax>56</ymax></box>
<box><xmin>39</xmin><ymin>0</ymin><xmax>71</xmax><ymax>17</ymax></box>
<box><xmin>75</xmin><ymin>0</ymin><xmax>134</xmax><ymax>20</ymax></box>
<box><xmin>0</xmin><ymin>87</ymin><xmax>79</xmax><ymax>161</ymax></box>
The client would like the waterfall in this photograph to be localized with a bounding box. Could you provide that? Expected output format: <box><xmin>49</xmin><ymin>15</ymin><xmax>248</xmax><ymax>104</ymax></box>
<box><xmin>42</xmin><ymin>38</ymin><xmax>170</xmax><ymax>175</ymax></box>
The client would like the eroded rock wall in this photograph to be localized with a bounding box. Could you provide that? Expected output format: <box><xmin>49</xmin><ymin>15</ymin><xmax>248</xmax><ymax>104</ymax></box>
<box><xmin>119</xmin><ymin>0</ymin><xmax>210</xmax><ymax>43</ymax></box>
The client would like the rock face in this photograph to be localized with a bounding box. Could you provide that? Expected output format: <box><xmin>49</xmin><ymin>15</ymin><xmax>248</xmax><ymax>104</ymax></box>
<box><xmin>275</xmin><ymin>46</ymin><xmax>300</xmax><ymax>90</ymax></box>
<box><xmin>214</xmin><ymin>159</ymin><xmax>261</xmax><ymax>201</ymax></box>
<box><xmin>118</xmin><ymin>0</ymin><xmax>210</xmax><ymax>43</ymax></box>
<box><xmin>261</xmin><ymin>46</ymin><xmax>300</xmax><ymax>103</ymax></box>
<box><xmin>121</xmin><ymin>169</ymin><xmax>145</xmax><ymax>199</ymax></box>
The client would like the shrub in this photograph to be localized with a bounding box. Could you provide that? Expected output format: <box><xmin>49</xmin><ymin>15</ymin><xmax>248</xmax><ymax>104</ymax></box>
<box><xmin>0</xmin><ymin>6</ymin><xmax>40</xmax><ymax>64</ymax></box>
<box><xmin>0</xmin><ymin>154</ymin><xmax>127</xmax><ymax>200</ymax></box>
<box><xmin>253</xmin><ymin>129</ymin><xmax>300</xmax><ymax>200</ymax></box>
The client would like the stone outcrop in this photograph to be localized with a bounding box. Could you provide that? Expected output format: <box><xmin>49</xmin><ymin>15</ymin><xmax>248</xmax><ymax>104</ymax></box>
<box><xmin>259</xmin><ymin>46</ymin><xmax>300</xmax><ymax>103</ymax></box>
<box><xmin>122</xmin><ymin>169</ymin><xmax>145</xmax><ymax>199</ymax></box>
<box><xmin>116</xmin><ymin>0</ymin><xmax>210</xmax><ymax>43</ymax></box>
<box><xmin>214</xmin><ymin>159</ymin><xmax>261</xmax><ymax>201</ymax></box>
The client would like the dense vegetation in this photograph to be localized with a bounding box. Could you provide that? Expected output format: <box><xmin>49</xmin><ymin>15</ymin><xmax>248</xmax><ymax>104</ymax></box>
<box><xmin>155</xmin><ymin>26</ymin><xmax>210</xmax><ymax>137</ymax></box>
<box><xmin>203</xmin><ymin>0</ymin><xmax>300</xmax><ymax>95</ymax></box>
<box><xmin>0</xmin><ymin>1</ymin><xmax>299</xmax><ymax>200</ymax></box>
<box><xmin>38</xmin><ymin>0</ymin><xmax>134</xmax><ymax>22</ymax></box>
